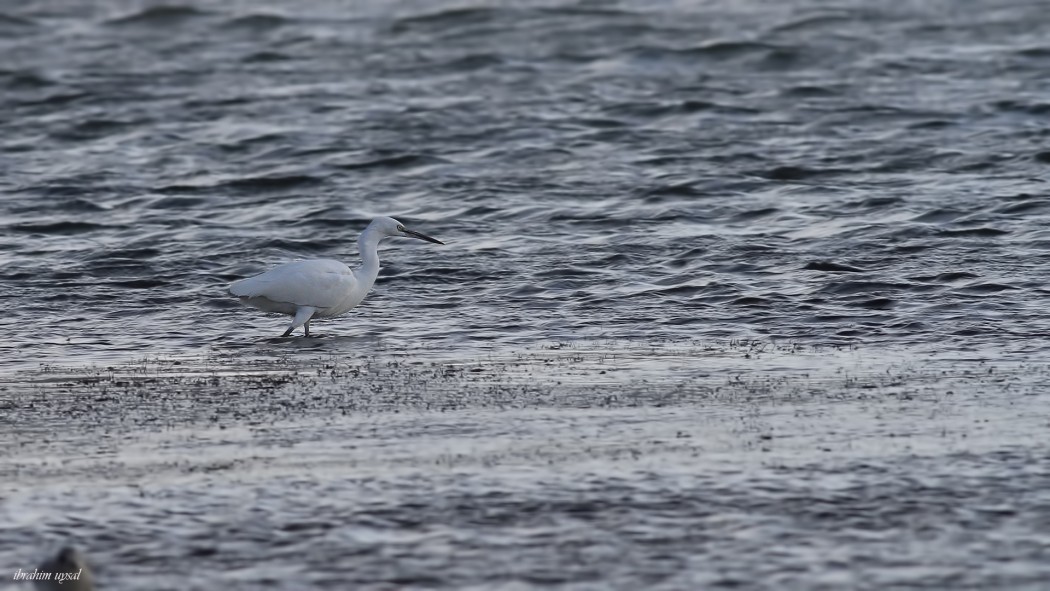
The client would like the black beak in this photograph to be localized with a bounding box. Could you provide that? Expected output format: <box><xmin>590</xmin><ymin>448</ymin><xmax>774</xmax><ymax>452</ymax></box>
<box><xmin>403</xmin><ymin>228</ymin><xmax>444</xmax><ymax>245</ymax></box>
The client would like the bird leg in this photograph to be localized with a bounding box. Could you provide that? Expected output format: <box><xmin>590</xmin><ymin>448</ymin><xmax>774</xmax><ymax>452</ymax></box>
<box><xmin>305</xmin><ymin>320</ymin><xmax>311</xmax><ymax>337</ymax></box>
<box><xmin>283</xmin><ymin>306</ymin><xmax>317</xmax><ymax>337</ymax></box>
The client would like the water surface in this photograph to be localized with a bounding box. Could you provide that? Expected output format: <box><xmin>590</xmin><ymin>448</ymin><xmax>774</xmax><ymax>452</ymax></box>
<box><xmin>2</xmin><ymin>0</ymin><xmax>1050</xmax><ymax>589</ymax></box>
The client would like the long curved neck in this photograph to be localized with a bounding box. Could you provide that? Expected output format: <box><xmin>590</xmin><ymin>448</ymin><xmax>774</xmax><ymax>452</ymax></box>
<box><xmin>353</xmin><ymin>225</ymin><xmax>383</xmax><ymax>289</ymax></box>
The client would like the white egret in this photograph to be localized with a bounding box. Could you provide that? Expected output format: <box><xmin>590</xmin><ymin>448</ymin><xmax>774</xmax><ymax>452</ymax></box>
<box><xmin>229</xmin><ymin>216</ymin><xmax>444</xmax><ymax>337</ymax></box>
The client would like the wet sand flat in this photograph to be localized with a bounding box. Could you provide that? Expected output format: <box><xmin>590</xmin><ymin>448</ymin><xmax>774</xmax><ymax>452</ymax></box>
<box><xmin>3</xmin><ymin>342</ymin><xmax>1049</xmax><ymax>590</ymax></box>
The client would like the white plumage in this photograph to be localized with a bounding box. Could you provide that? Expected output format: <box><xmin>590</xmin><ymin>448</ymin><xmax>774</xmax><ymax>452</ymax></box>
<box><xmin>229</xmin><ymin>216</ymin><xmax>443</xmax><ymax>337</ymax></box>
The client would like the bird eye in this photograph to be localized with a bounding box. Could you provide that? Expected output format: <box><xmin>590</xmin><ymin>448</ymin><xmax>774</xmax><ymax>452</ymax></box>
<box><xmin>397</xmin><ymin>225</ymin><xmax>405</xmax><ymax>232</ymax></box>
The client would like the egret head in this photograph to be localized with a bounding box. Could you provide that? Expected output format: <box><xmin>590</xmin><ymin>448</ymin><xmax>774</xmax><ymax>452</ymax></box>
<box><xmin>371</xmin><ymin>216</ymin><xmax>444</xmax><ymax>244</ymax></box>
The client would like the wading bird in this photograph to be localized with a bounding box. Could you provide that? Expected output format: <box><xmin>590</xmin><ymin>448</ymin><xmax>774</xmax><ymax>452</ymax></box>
<box><xmin>229</xmin><ymin>216</ymin><xmax>443</xmax><ymax>337</ymax></box>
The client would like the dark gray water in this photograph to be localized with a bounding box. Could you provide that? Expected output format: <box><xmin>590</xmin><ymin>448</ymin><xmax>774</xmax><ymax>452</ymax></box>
<box><xmin>3</xmin><ymin>0</ymin><xmax>1050</xmax><ymax>589</ymax></box>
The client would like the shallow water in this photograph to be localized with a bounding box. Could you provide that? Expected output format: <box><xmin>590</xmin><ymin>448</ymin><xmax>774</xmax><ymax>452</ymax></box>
<box><xmin>3</xmin><ymin>0</ymin><xmax>1050</xmax><ymax>367</ymax></box>
<box><xmin>4</xmin><ymin>343</ymin><xmax>1050</xmax><ymax>589</ymax></box>
<box><xmin>3</xmin><ymin>0</ymin><xmax>1050</xmax><ymax>588</ymax></box>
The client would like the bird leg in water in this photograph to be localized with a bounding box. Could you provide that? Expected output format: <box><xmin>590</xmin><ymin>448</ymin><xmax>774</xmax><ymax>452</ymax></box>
<box><xmin>283</xmin><ymin>306</ymin><xmax>317</xmax><ymax>337</ymax></box>
<box><xmin>305</xmin><ymin>320</ymin><xmax>311</xmax><ymax>337</ymax></box>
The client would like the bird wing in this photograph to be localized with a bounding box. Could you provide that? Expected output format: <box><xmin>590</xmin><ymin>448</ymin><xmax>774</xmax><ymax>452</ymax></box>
<box><xmin>229</xmin><ymin>259</ymin><xmax>357</xmax><ymax>309</ymax></box>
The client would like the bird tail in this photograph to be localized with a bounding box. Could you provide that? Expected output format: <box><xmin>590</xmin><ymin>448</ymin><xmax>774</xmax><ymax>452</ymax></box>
<box><xmin>229</xmin><ymin>276</ymin><xmax>264</xmax><ymax>298</ymax></box>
